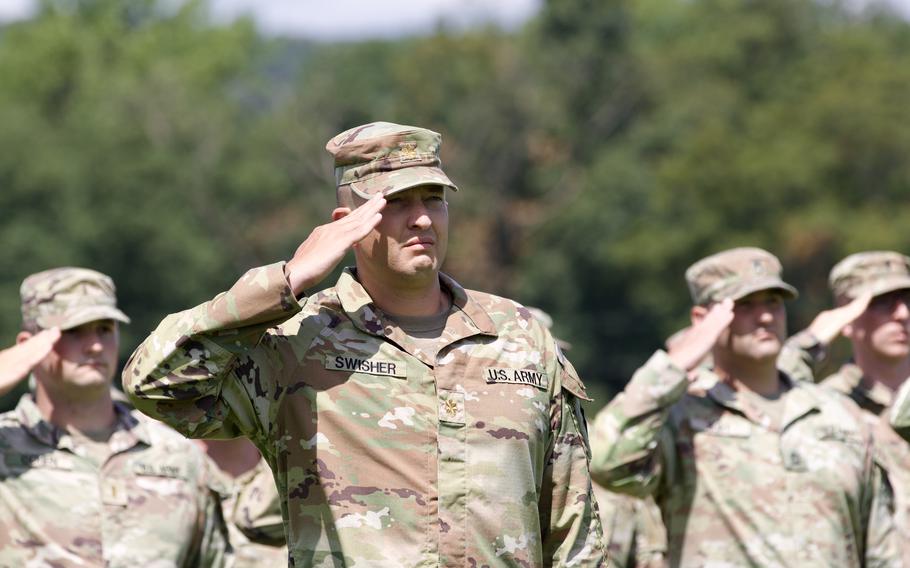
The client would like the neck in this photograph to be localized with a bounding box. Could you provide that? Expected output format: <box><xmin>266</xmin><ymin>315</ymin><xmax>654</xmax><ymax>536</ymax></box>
<box><xmin>356</xmin><ymin>266</ymin><xmax>447</xmax><ymax>317</ymax></box>
<box><xmin>853</xmin><ymin>349</ymin><xmax>910</xmax><ymax>393</ymax></box>
<box><xmin>197</xmin><ymin>438</ymin><xmax>262</xmax><ymax>478</ymax></box>
<box><xmin>714</xmin><ymin>353</ymin><xmax>782</xmax><ymax>397</ymax></box>
<box><xmin>34</xmin><ymin>383</ymin><xmax>116</xmax><ymax>433</ymax></box>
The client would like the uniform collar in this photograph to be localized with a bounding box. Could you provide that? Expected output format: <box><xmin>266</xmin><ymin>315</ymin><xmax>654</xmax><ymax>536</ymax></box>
<box><xmin>15</xmin><ymin>394</ymin><xmax>150</xmax><ymax>453</ymax></box>
<box><xmin>335</xmin><ymin>268</ymin><xmax>497</xmax><ymax>364</ymax></box>
<box><xmin>831</xmin><ymin>362</ymin><xmax>894</xmax><ymax>414</ymax></box>
<box><xmin>703</xmin><ymin>369</ymin><xmax>820</xmax><ymax>432</ymax></box>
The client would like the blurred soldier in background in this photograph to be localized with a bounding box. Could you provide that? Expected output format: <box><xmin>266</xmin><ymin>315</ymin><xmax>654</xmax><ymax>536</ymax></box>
<box><xmin>199</xmin><ymin>437</ymin><xmax>288</xmax><ymax>567</ymax></box>
<box><xmin>528</xmin><ymin>306</ymin><xmax>667</xmax><ymax>567</ymax></box>
<box><xmin>0</xmin><ymin>267</ymin><xmax>229</xmax><ymax>567</ymax></box>
<box><xmin>785</xmin><ymin>251</ymin><xmax>910</xmax><ymax>563</ymax></box>
<box><xmin>123</xmin><ymin>122</ymin><xmax>605</xmax><ymax>566</ymax></box>
<box><xmin>589</xmin><ymin>246</ymin><xmax>898</xmax><ymax>566</ymax></box>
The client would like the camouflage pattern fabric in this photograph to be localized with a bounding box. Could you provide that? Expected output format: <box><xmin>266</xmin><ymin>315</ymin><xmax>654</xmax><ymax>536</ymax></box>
<box><xmin>326</xmin><ymin>122</ymin><xmax>458</xmax><ymax>199</ymax></box>
<box><xmin>123</xmin><ymin>262</ymin><xmax>605</xmax><ymax>567</ymax></box>
<box><xmin>824</xmin><ymin>363</ymin><xmax>897</xmax><ymax>417</ymax></box>
<box><xmin>891</xmin><ymin>379</ymin><xmax>910</xmax><ymax>440</ymax></box>
<box><xmin>777</xmin><ymin>329</ymin><xmax>825</xmax><ymax>384</ymax></box>
<box><xmin>589</xmin><ymin>350</ymin><xmax>898</xmax><ymax>567</ymax></box>
<box><xmin>212</xmin><ymin>457</ymin><xmax>288</xmax><ymax>567</ymax></box>
<box><xmin>0</xmin><ymin>396</ymin><xmax>229</xmax><ymax>567</ymax></box>
<box><xmin>684</xmin><ymin>247</ymin><xmax>798</xmax><ymax>306</ymax></box>
<box><xmin>20</xmin><ymin>267</ymin><xmax>130</xmax><ymax>331</ymax></box>
<box><xmin>593</xmin><ymin>485</ymin><xmax>666</xmax><ymax>568</ymax></box>
<box><xmin>823</xmin><ymin>363</ymin><xmax>910</xmax><ymax>565</ymax></box>
<box><xmin>829</xmin><ymin>251</ymin><xmax>910</xmax><ymax>303</ymax></box>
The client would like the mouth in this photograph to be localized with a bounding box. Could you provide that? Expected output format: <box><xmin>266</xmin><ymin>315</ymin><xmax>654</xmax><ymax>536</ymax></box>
<box><xmin>405</xmin><ymin>237</ymin><xmax>435</xmax><ymax>249</ymax></box>
<box><xmin>754</xmin><ymin>330</ymin><xmax>779</xmax><ymax>341</ymax></box>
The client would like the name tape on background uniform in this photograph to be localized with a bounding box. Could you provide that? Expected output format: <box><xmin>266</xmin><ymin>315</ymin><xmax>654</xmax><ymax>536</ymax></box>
<box><xmin>485</xmin><ymin>368</ymin><xmax>548</xmax><ymax>390</ymax></box>
<box><xmin>325</xmin><ymin>355</ymin><xmax>407</xmax><ymax>378</ymax></box>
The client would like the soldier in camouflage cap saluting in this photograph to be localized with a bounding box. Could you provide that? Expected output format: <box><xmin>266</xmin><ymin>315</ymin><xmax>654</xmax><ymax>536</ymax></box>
<box><xmin>589</xmin><ymin>247</ymin><xmax>899</xmax><ymax>566</ymax></box>
<box><xmin>124</xmin><ymin>122</ymin><xmax>605</xmax><ymax>566</ymax></box>
<box><xmin>0</xmin><ymin>267</ymin><xmax>230</xmax><ymax>567</ymax></box>
<box><xmin>0</xmin><ymin>268</ymin><xmax>131</xmax><ymax>399</ymax></box>
<box><xmin>786</xmin><ymin>251</ymin><xmax>910</xmax><ymax>563</ymax></box>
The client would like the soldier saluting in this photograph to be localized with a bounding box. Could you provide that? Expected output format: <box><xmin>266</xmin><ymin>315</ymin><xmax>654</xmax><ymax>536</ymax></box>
<box><xmin>590</xmin><ymin>247</ymin><xmax>898</xmax><ymax>567</ymax></box>
<box><xmin>0</xmin><ymin>268</ymin><xmax>229</xmax><ymax>566</ymax></box>
<box><xmin>124</xmin><ymin>122</ymin><xmax>605</xmax><ymax>567</ymax></box>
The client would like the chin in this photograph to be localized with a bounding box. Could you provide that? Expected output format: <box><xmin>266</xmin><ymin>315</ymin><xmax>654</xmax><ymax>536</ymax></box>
<box><xmin>70</xmin><ymin>371</ymin><xmax>113</xmax><ymax>389</ymax></box>
<box><xmin>749</xmin><ymin>345</ymin><xmax>782</xmax><ymax>362</ymax></box>
<box><xmin>404</xmin><ymin>259</ymin><xmax>439</xmax><ymax>275</ymax></box>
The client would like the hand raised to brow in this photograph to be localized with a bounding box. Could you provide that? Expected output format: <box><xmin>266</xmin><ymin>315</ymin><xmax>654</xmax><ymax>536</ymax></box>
<box><xmin>806</xmin><ymin>292</ymin><xmax>873</xmax><ymax>345</ymax></box>
<box><xmin>0</xmin><ymin>327</ymin><xmax>61</xmax><ymax>396</ymax></box>
<box><xmin>285</xmin><ymin>194</ymin><xmax>386</xmax><ymax>296</ymax></box>
<box><xmin>668</xmin><ymin>299</ymin><xmax>735</xmax><ymax>374</ymax></box>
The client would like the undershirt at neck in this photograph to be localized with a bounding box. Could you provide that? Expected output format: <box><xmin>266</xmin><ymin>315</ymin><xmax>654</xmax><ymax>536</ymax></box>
<box><xmin>68</xmin><ymin>421</ymin><xmax>118</xmax><ymax>468</ymax></box>
<box><xmin>741</xmin><ymin>382</ymin><xmax>791</xmax><ymax>431</ymax></box>
<box><xmin>385</xmin><ymin>303</ymin><xmax>452</xmax><ymax>361</ymax></box>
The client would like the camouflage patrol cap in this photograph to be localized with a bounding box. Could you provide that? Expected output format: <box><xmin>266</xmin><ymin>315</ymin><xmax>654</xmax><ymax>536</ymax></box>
<box><xmin>325</xmin><ymin>122</ymin><xmax>458</xmax><ymax>199</ymax></box>
<box><xmin>685</xmin><ymin>247</ymin><xmax>798</xmax><ymax>305</ymax></box>
<box><xmin>829</xmin><ymin>251</ymin><xmax>910</xmax><ymax>303</ymax></box>
<box><xmin>20</xmin><ymin>267</ymin><xmax>130</xmax><ymax>331</ymax></box>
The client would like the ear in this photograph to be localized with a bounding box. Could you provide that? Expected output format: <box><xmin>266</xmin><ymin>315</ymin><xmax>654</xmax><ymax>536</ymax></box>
<box><xmin>690</xmin><ymin>305</ymin><xmax>708</xmax><ymax>326</ymax></box>
<box><xmin>332</xmin><ymin>207</ymin><xmax>352</xmax><ymax>222</ymax></box>
<box><xmin>16</xmin><ymin>331</ymin><xmax>33</xmax><ymax>345</ymax></box>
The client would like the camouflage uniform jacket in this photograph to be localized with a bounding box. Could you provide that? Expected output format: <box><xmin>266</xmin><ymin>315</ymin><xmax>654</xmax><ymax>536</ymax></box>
<box><xmin>214</xmin><ymin>457</ymin><xmax>288</xmax><ymax>567</ymax></box>
<box><xmin>123</xmin><ymin>263</ymin><xmax>605</xmax><ymax>567</ymax></box>
<box><xmin>823</xmin><ymin>363</ymin><xmax>910</xmax><ymax>565</ymax></box>
<box><xmin>593</xmin><ymin>485</ymin><xmax>666</xmax><ymax>568</ymax></box>
<box><xmin>892</xmin><ymin>379</ymin><xmax>910</xmax><ymax>440</ymax></box>
<box><xmin>589</xmin><ymin>350</ymin><xmax>897</xmax><ymax>567</ymax></box>
<box><xmin>0</xmin><ymin>395</ymin><xmax>229</xmax><ymax>567</ymax></box>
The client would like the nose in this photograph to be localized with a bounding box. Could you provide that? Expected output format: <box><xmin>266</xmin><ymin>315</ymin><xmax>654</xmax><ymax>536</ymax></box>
<box><xmin>756</xmin><ymin>301</ymin><xmax>778</xmax><ymax>323</ymax></box>
<box><xmin>408</xmin><ymin>201</ymin><xmax>432</xmax><ymax>230</ymax></box>
<box><xmin>894</xmin><ymin>298</ymin><xmax>910</xmax><ymax>320</ymax></box>
<box><xmin>84</xmin><ymin>330</ymin><xmax>105</xmax><ymax>354</ymax></box>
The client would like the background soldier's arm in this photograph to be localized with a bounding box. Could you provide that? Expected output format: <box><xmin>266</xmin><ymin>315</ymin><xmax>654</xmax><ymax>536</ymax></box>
<box><xmin>589</xmin><ymin>350</ymin><xmax>686</xmax><ymax>498</ymax></box>
<box><xmin>190</xmin><ymin>461</ymin><xmax>234</xmax><ymax>568</ymax></box>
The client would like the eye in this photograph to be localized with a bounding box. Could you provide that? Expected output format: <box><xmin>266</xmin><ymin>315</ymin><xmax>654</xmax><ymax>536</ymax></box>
<box><xmin>424</xmin><ymin>193</ymin><xmax>446</xmax><ymax>207</ymax></box>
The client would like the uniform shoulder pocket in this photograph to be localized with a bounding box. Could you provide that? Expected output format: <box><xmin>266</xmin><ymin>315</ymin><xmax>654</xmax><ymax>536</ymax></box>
<box><xmin>556</xmin><ymin>346</ymin><xmax>591</xmax><ymax>401</ymax></box>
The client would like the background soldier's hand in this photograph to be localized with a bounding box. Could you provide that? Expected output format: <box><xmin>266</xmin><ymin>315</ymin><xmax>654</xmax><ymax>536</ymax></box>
<box><xmin>0</xmin><ymin>327</ymin><xmax>61</xmax><ymax>396</ymax></box>
<box><xmin>806</xmin><ymin>291</ymin><xmax>872</xmax><ymax>345</ymax></box>
<box><xmin>668</xmin><ymin>298</ymin><xmax>734</xmax><ymax>373</ymax></box>
<box><xmin>285</xmin><ymin>194</ymin><xmax>385</xmax><ymax>296</ymax></box>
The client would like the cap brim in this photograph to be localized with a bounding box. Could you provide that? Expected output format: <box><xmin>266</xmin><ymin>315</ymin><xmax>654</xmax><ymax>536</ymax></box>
<box><xmin>38</xmin><ymin>306</ymin><xmax>131</xmax><ymax>331</ymax></box>
<box><xmin>349</xmin><ymin>166</ymin><xmax>458</xmax><ymax>199</ymax></box>
<box><xmin>865</xmin><ymin>276</ymin><xmax>910</xmax><ymax>300</ymax></box>
<box><xmin>728</xmin><ymin>277</ymin><xmax>799</xmax><ymax>302</ymax></box>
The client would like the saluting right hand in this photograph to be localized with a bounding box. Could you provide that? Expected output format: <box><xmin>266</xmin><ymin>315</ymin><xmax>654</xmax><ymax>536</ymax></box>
<box><xmin>668</xmin><ymin>298</ymin><xmax>735</xmax><ymax>373</ymax></box>
<box><xmin>806</xmin><ymin>291</ymin><xmax>873</xmax><ymax>346</ymax></box>
<box><xmin>0</xmin><ymin>327</ymin><xmax>61</xmax><ymax>396</ymax></box>
<box><xmin>285</xmin><ymin>194</ymin><xmax>386</xmax><ymax>296</ymax></box>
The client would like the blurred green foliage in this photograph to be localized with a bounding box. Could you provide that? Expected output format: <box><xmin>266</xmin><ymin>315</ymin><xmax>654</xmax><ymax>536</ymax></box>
<box><xmin>2</xmin><ymin>0</ymin><xmax>910</xmax><ymax>410</ymax></box>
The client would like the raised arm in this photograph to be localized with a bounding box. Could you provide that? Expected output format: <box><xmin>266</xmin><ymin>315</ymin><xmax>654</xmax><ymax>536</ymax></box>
<box><xmin>589</xmin><ymin>300</ymin><xmax>733</xmax><ymax>497</ymax></box>
<box><xmin>0</xmin><ymin>328</ymin><xmax>60</xmax><ymax>397</ymax></box>
<box><xmin>123</xmin><ymin>196</ymin><xmax>386</xmax><ymax>442</ymax></box>
<box><xmin>780</xmin><ymin>292</ymin><xmax>872</xmax><ymax>382</ymax></box>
